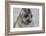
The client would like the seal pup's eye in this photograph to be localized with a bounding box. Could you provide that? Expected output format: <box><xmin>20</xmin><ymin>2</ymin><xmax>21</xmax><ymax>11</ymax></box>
<box><xmin>24</xmin><ymin>14</ymin><xmax>28</xmax><ymax>18</ymax></box>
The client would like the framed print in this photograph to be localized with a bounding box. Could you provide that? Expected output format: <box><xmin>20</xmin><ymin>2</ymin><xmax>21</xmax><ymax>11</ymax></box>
<box><xmin>5</xmin><ymin>1</ymin><xmax>45</xmax><ymax>36</ymax></box>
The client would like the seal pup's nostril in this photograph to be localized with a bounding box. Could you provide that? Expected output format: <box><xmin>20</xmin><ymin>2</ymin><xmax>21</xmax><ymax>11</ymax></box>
<box><xmin>27</xmin><ymin>20</ymin><xmax>31</xmax><ymax>23</ymax></box>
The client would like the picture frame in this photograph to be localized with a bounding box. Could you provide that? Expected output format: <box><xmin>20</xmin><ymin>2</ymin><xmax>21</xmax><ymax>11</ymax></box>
<box><xmin>5</xmin><ymin>1</ymin><xmax>45</xmax><ymax>36</ymax></box>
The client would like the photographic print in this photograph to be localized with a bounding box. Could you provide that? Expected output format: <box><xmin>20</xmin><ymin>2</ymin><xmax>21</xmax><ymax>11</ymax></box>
<box><xmin>10</xmin><ymin>5</ymin><xmax>44</xmax><ymax>32</ymax></box>
<box><xmin>5</xmin><ymin>1</ymin><xmax>45</xmax><ymax>35</ymax></box>
<box><xmin>13</xmin><ymin>8</ymin><xmax>39</xmax><ymax>28</ymax></box>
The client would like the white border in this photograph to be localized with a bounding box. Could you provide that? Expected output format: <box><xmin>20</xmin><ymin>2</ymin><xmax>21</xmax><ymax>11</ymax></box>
<box><xmin>10</xmin><ymin>5</ymin><xmax>42</xmax><ymax>32</ymax></box>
